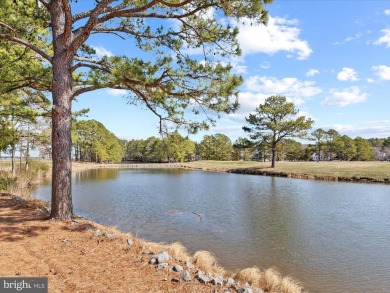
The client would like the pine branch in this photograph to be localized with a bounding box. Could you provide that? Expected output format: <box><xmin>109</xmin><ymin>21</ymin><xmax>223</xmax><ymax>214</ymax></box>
<box><xmin>0</xmin><ymin>34</ymin><xmax>53</xmax><ymax>63</ymax></box>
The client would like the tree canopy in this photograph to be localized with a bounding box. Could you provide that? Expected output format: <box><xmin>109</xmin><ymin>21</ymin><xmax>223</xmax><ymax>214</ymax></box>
<box><xmin>243</xmin><ymin>95</ymin><xmax>314</xmax><ymax>168</ymax></box>
<box><xmin>0</xmin><ymin>0</ymin><xmax>273</xmax><ymax>219</ymax></box>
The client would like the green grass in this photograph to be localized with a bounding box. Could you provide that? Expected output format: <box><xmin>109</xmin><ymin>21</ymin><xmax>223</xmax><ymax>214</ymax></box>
<box><xmin>182</xmin><ymin>160</ymin><xmax>390</xmax><ymax>180</ymax></box>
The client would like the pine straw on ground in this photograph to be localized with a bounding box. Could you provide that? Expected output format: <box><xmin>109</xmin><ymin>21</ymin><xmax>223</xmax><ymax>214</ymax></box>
<box><xmin>0</xmin><ymin>194</ymin><xmax>213</xmax><ymax>293</ymax></box>
<box><xmin>0</xmin><ymin>193</ymin><xmax>305</xmax><ymax>293</ymax></box>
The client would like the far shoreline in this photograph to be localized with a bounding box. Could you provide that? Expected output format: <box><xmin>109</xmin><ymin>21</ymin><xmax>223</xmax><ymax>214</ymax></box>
<box><xmin>70</xmin><ymin>160</ymin><xmax>390</xmax><ymax>185</ymax></box>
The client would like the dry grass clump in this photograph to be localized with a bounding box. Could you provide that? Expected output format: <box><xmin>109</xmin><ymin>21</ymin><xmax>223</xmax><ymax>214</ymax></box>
<box><xmin>191</xmin><ymin>250</ymin><xmax>226</xmax><ymax>276</ymax></box>
<box><xmin>260</xmin><ymin>267</ymin><xmax>283</xmax><ymax>292</ymax></box>
<box><xmin>280</xmin><ymin>276</ymin><xmax>305</xmax><ymax>293</ymax></box>
<box><xmin>143</xmin><ymin>241</ymin><xmax>191</xmax><ymax>261</ymax></box>
<box><xmin>234</xmin><ymin>267</ymin><xmax>262</xmax><ymax>287</ymax></box>
<box><xmin>234</xmin><ymin>266</ymin><xmax>304</xmax><ymax>293</ymax></box>
<box><xmin>0</xmin><ymin>193</ymin><xmax>48</xmax><ymax>210</ymax></box>
<box><xmin>167</xmin><ymin>242</ymin><xmax>190</xmax><ymax>261</ymax></box>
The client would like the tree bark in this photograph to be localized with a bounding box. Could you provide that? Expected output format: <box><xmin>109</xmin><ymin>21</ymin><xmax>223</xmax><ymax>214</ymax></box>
<box><xmin>271</xmin><ymin>144</ymin><xmax>276</xmax><ymax>168</ymax></box>
<box><xmin>19</xmin><ymin>149</ymin><xmax>22</xmax><ymax>171</ymax></box>
<box><xmin>11</xmin><ymin>143</ymin><xmax>16</xmax><ymax>177</ymax></box>
<box><xmin>317</xmin><ymin>146</ymin><xmax>321</xmax><ymax>163</ymax></box>
<box><xmin>49</xmin><ymin>1</ymin><xmax>74</xmax><ymax>220</ymax></box>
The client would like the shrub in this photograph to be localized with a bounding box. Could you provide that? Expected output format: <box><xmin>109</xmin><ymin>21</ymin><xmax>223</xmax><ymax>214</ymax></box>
<box><xmin>27</xmin><ymin>159</ymin><xmax>50</xmax><ymax>173</ymax></box>
<box><xmin>0</xmin><ymin>173</ymin><xmax>15</xmax><ymax>192</ymax></box>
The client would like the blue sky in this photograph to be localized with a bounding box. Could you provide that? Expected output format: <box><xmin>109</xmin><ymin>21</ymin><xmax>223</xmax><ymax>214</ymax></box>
<box><xmin>73</xmin><ymin>1</ymin><xmax>390</xmax><ymax>143</ymax></box>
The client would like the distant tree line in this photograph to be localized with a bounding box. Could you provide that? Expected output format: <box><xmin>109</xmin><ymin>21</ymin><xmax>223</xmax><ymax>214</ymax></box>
<box><xmin>72</xmin><ymin>119</ymin><xmax>125</xmax><ymax>163</ymax></box>
<box><xmin>0</xmin><ymin>90</ymin><xmax>51</xmax><ymax>175</ymax></box>
<box><xmin>2</xmin><ymin>95</ymin><xmax>390</xmax><ymax>169</ymax></box>
<box><xmin>123</xmin><ymin>131</ymin><xmax>389</xmax><ymax>163</ymax></box>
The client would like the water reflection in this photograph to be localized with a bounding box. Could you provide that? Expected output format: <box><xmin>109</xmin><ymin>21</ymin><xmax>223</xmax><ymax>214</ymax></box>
<box><xmin>74</xmin><ymin>168</ymin><xmax>120</xmax><ymax>182</ymax></box>
<box><xmin>34</xmin><ymin>168</ymin><xmax>390</xmax><ymax>293</ymax></box>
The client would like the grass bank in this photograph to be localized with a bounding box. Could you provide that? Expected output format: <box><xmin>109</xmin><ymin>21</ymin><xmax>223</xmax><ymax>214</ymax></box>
<box><xmin>181</xmin><ymin>160</ymin><xmax>390</xmax><ymax>182</ymax></box>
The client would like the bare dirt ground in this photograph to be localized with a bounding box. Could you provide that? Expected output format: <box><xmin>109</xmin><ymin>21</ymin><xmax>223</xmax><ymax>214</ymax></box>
<box><xmin>0</xmin><ymin>194</ymin><xmax>231</xmax><ymax>293</ymax></box>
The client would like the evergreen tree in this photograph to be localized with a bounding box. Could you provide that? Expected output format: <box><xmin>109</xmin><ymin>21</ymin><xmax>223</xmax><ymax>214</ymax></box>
<box><xmin>243</xmin><ymin>95</ymin><xmax>314</xmax><ymax>168</ymax></box>
<box><xmin>1</xmin><ymin>0</ymin><xmax>273</xmax><ymax>219</ymax></box>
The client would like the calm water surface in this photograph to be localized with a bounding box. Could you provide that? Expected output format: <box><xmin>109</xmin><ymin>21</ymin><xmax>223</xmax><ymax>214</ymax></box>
<box><xmin>34</xmin><ymin>168</ymin><xmax>390</xmax><ymax>292</ymax></box>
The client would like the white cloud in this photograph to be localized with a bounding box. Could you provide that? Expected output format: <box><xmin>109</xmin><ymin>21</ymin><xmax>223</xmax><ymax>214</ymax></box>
<box><xmin>226</xmin><ymin>76</ymin><xmax>321</xmax><ymax>124</ymax></box>
<box><xmin>245</xmin><ymin>76</ymin><xmax>322</xmax><ymax>104</ymax></box>
<box><xmin>295</xmin><ymin>109</ymin><xmax>315</xmax><ymax>121</ymax></box>
<box><xmin>322</xmin><ymin>120</ymin><xmax>390</xmax><ymax>138</ymax></box>
<box><xmin>212</xmin><ymin>125</ymin><xmax>243</xmax><ymax>133</ymax></box>
<box><xmin>106</xmin><ymin>89</ymin><xmax>128</xmax><ymax>96</ymax></box>
<box><xmin>233</xmin><ymin>65</ymin><xmax>248</xmax><ymax>74</ymax></box>
<box><xmin>260</xmin><ymin>61</ymin><xmax>271</xmax><ymax>69</ymax></box>
<box><xmin>372</xmin><ymin>65</ymin><xmax>390</xmax><ymax>80</ymax></box>
<box><xmin>366</xmin><ymin>78</ymin><xmax>375</xmax><ymax>83</ymax></box>
<box><xmin>236</xmin><ymin>16</ymin><xmax>312</xmax><ymax>60</ymax></box>
<box><xmin>334</xmin><ymin>32</ymin><xmax>362</xmax><ymax>45</ymax></box>
<box><xmin>375</xmin><ymin>29</ymin><xmax>390</xmax><ymax>47</ymax></box>
<box><xmin>229</xmin><ymin>56</ymin><xmax>247</xmax><ymax>74</ymax></box>
<box><xmin>92</xmin><ymin>46</ymin><xmax>114</xmax><ymax>58</ymax></box>
<box><xmin>321</xmin><ymin>87</ymin><xmax>367</xmax><ymax>107</ymax></box>
<box><xmin>235</xmin><ymin>91</ymin><xmax>269</xmax><ymax>114</ymax></box>
<box><xmin>385</xmin><ymin>9</ymin><xmax>390</xmax><ymax>16</ymax></box>
<box><xmin>306</xmin><ymin>69</ymin><xmax>319</xmax><ymax>77</ymax></box>
<box><xmin>337</xmin><ymin>67</ymin><xmax>359</xmax><ymax>81</ymax></box>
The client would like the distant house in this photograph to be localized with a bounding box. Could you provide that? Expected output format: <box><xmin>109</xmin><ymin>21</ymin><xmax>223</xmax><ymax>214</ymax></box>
<box><xmin>371</xmin><ymin>147</ymin><xmax>389</xmax><ymax>161</ymax></box>
<box><xmin>311</xmin><ymin>152</ymin><xmax>332</xmax><ymax>161</ymax></box>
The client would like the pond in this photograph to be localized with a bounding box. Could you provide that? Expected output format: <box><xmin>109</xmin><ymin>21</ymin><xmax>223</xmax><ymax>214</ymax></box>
<box><xmin>34</xmin><ymin>168</ymin><xmax>390</xmax><ymax>292</ymax></box>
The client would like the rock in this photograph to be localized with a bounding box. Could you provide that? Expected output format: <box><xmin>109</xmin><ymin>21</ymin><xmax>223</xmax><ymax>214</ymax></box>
<box><xmin>171</xmin><ymin>277</ymin><xmax>180</xmax><ymax>283</ymax></box>
<box><xmin>181</xmin><ymin>270</ymin><xmax>192</xmax><ymax>282</ymax></box>
<box><xmin>226</xmin><ymin>278</ymin><xmax>235</xmax><ymax>285</ymax></box>
<box><xmin>70</xmin><ymin>220</ymin><xmax>78</xmax><ymax>226</ymax></box>
<box><xmin>212</xmin><ymin>276</ymin><xmax>224</xmax><ymax>286</ymax></box>
<box><xmin>142</xmin><ymin>251</ymin><xmax>154</xmax><ymax>255</ymax></box>
<box><xmin>157</xmin><ymin>263</ymin><xmax>168</xmax><ymax>270</ymax></box>
<box><xmin>149</xmin><ymin>258</ymin><xmax>157</xmax><ymax>265</ymax></box>
<box><xmin>196</xmin><ymin>272</ymin><xmax>209</xmax><ymax>284</ymax></box>
<box><xmin>244</xmin><ymin>282</ymin><xmax>250</xmax><ymax>287</ymax></box>
<box><xmin>154</xmin><ymin>251</ymin><xmax>170</xmax><ymax>264</ymax></box>
<box><xmin>237</xmin><ymin>288</ymin><xmax>253</xmax><ymax>293</ymax></box>
<box><xmin>93</xmin><ymin>229</ymin><xmax>101</xmax><ymax>237</ymax></box>
<box><xmin>105</xmin><ymin>233</ymin><xmax>116</xmax><ymax>239</ymax></box>
<box><xmin>185</xmin><ymin>261</ymin><xmax>194</xmax><ymax>268</ymax></box>
<box><xmin>254</xmin><ymin>289</ymin><xmax>264</xmax><ymax>293</ymax></box>
<box><xmin>127</xmin><ymin>239</ymin><xmax>134</xmax><ymax>246</ymax></box>
<box><xmin>172</xmin><ymin>265</ymin><xmax>183</xmax><ymax>272</ymax></box>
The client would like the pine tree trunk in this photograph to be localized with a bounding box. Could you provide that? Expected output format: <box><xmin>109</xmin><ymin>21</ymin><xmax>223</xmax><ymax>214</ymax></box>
<box><xmin>49</xmin><ymin>1</ymin><xmax>74</xmax><ymax>220</ymax></box>
<box><xmin>11</xmin><ymin>144</ymin><xmax>16</xmax><ymax>177</ymax></box>
<box><xmin>317</xmin><ymin>146</ymin><xmax>321</xmax><ymax>163</ymax></box>
<box><xmin>50</xmin><ymin>66</ymin><xmax>73</xmax><ymax>220</ymax></box>
<box><xmin>25</xmin><ymin>139</ymin><xmax>29</xmax><ymax>172</ymax></box>
<box><xmin>271</xmin><ymin>145</ymin><xmax>276</xmax><ymax>168</ymax></box>
<box><xmin>19</xmin><ymin>149</ymin><xmax>22</xmax><ymax>171</ymax></box>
